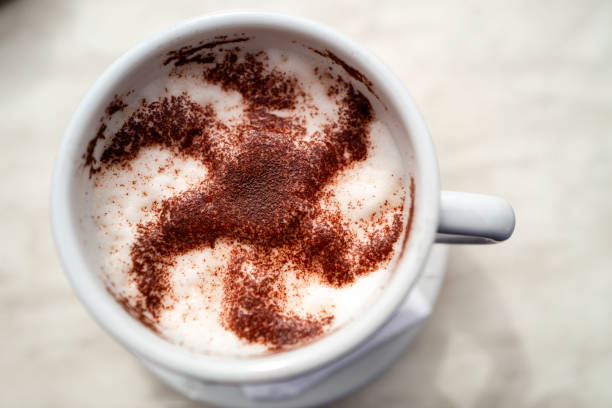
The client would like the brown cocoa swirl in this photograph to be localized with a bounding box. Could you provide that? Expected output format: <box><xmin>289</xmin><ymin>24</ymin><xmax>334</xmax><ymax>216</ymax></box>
<box><xmin>85</xmin><ymin>47</ymin><xmax>407</xmax><ymax>351</ymax></box>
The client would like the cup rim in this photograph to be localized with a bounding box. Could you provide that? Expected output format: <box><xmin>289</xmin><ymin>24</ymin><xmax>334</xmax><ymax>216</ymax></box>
<box><xmin>50</xmin><ymin>10</ymin><xmax>440</xmax><ymax>383</ymax></box>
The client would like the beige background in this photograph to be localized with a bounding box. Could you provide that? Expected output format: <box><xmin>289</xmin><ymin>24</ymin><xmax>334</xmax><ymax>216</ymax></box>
<box><xmin>1</xmin><ymin>0</ymin><xmax>611</xmax><ymax>407</ymax></box>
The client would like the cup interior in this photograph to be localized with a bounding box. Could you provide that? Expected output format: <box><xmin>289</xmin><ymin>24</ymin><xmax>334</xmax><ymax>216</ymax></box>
<box><xmin>52</xmin><ymin>12</ymin><xmax>439</xmax><ymax>383</ymax></box>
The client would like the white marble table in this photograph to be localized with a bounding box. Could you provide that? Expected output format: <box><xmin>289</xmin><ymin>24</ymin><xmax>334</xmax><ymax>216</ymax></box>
<box><xmin>1</xmin><ymin>0</ymin><xmax>611</xmax><ymax>406</ymax></box>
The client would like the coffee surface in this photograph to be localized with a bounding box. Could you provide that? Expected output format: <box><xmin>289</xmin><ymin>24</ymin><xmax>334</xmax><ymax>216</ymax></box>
<box><xmin>85</xmin><ymin>42</ymin><xmax>410</xmax><ymax>355</ymax></box>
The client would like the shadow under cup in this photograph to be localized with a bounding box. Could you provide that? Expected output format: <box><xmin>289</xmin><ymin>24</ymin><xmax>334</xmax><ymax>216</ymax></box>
<box><xmin>51</xmin><ymin>12</ymin><xmax>440</xmax><ymax>384</ymax></box>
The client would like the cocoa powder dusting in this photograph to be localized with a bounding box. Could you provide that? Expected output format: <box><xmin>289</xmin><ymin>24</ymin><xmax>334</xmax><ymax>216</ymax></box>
<box><xmin>223</xmin><ymin>251</ymin><xmax>332</xmax><ymax>348</ymax></box>
<box><xmin>163</xmin><ymin>36</ymin><xmax>250</xmax><ymax>66</ymax></box>
<box><xmin>105</xmin><ymin>94</ymin><xmax>128</xmax><ymax>116</ymax></box>
<box><xmin>83</xmin><ymin>123</ymin><xmax>106</xmax><ymax>178</ymax></box>
<box><xmin>398</xmin><ymin>177</ymin><xmax>416</xmax><ymax>260</ymax></box>
<box><xmin>310</xmin><ymin>48</ymin><xmax>381</xmax><ymax>103</ymax></box>
<box><xmin>86</xmin><ymin>47</ymin><xmax>410</xmax><ymax>351</ymax></box>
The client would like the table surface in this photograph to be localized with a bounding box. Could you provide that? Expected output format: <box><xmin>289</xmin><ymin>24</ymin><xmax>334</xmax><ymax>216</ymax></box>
<box><xmin>2</xmin><ymin>1</ymin><xmax>611</xmax><ymax>407</ymax></box>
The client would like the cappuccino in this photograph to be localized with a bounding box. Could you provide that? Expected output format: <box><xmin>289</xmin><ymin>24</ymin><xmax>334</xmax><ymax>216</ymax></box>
<box><xmin>84</xmin><ymin>38</ymin><xmax>412</xmax><ymax>356</ymax></box>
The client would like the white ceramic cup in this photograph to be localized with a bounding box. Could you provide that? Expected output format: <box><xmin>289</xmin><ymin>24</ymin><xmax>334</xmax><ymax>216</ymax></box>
<box><xmin>51</xmin><ymin>11</ymin><xmax>515</xmax><ymax>385</ymax></box>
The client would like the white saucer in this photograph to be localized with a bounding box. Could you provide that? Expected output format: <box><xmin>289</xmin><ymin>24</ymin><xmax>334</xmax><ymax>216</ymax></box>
<box><xmin>146</xmin><ymin>244</ymin><xmax>449</xmax><ymax>408</ymax></box>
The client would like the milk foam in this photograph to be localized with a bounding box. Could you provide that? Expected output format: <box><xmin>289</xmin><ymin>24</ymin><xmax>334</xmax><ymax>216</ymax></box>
<box><xmin>90</xmin><ymin>47</ymin><xmax>409</xmax><ymax>356</ymax></box>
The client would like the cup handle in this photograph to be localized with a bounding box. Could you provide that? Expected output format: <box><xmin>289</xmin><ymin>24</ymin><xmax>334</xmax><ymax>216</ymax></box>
<box><xmin>436</xmin><ymin>191</ymin><xmax>516</xmax><ymax>244</ymax></box>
